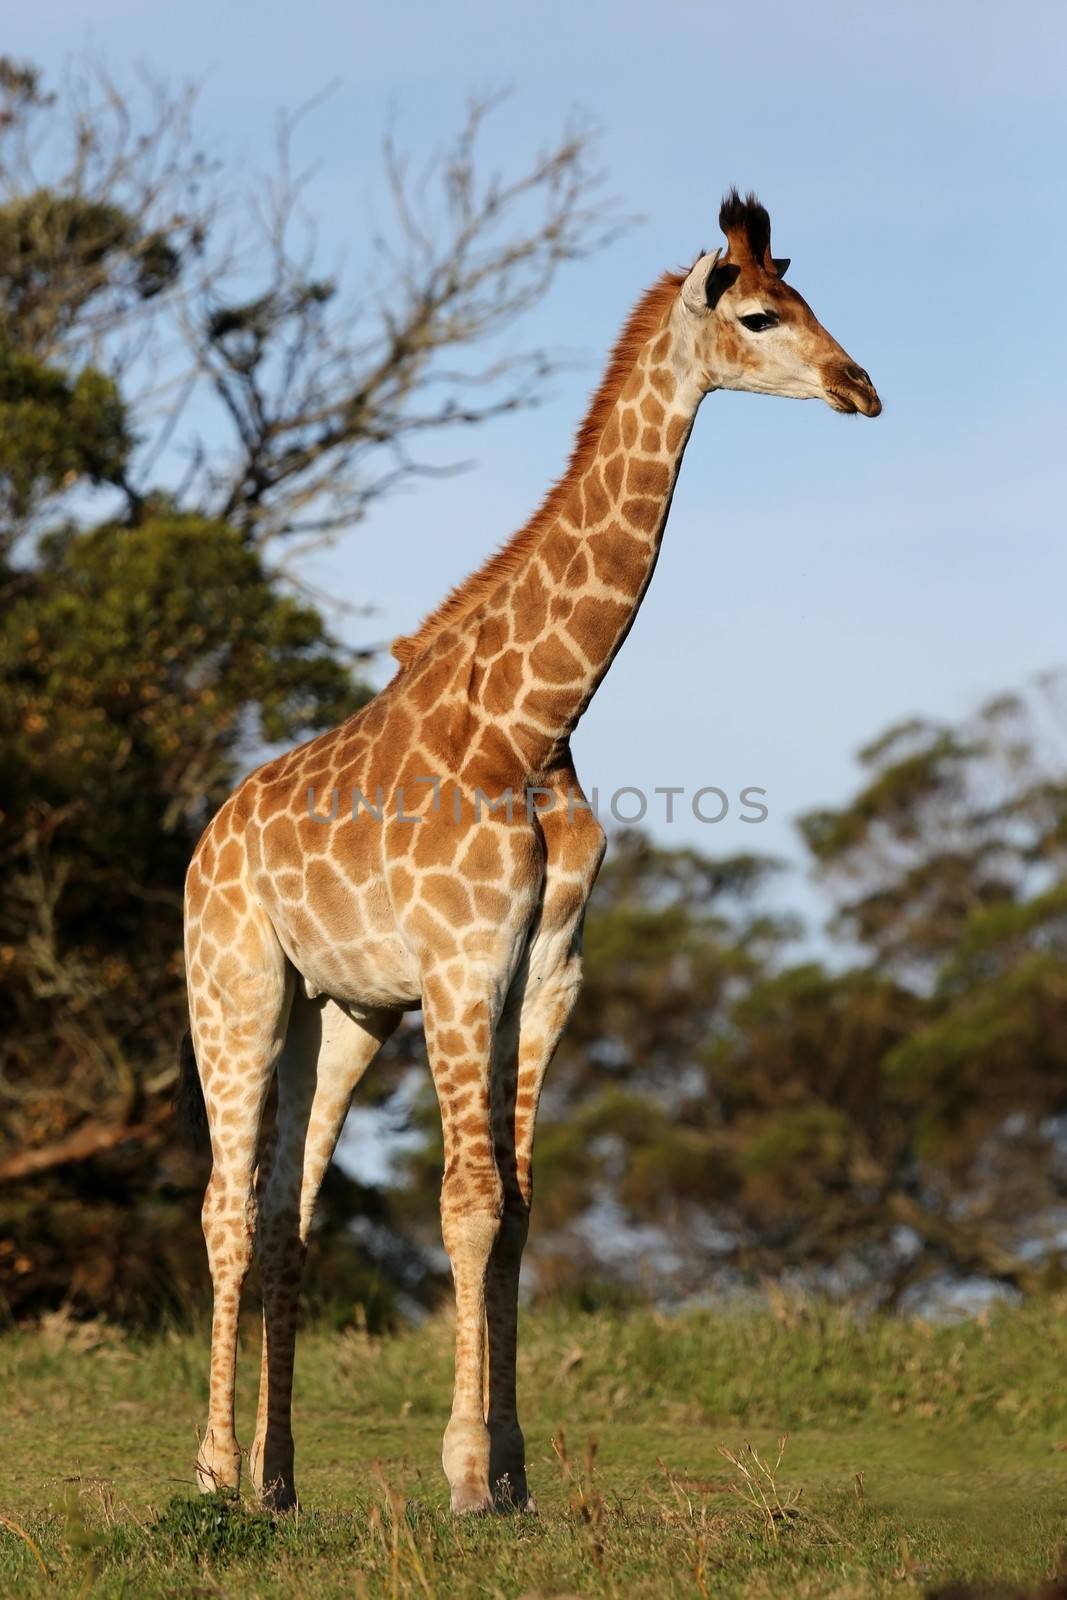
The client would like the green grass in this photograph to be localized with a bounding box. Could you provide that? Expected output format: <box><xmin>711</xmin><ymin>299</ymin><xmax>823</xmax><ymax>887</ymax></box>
<box><xmin>1</xmin><ymin>1295</ymin><xmax>1066</xmax><ymax>1596</ymax></box>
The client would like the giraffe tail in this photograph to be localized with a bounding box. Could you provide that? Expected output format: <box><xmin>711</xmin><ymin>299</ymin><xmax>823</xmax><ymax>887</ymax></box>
<box><xmin>175</xmin><ymin>1027</ymin><xmax>210</xmax><ymax>1154</ymax></box>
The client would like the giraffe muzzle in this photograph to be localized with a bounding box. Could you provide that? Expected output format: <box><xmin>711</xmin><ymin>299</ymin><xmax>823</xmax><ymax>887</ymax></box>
<box><xmin>824</xmin><ymin>361</ymin><xmax>881</xmax><ymax>417</ymax></box>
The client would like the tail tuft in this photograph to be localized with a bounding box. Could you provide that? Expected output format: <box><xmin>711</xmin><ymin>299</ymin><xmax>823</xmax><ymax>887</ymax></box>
<box><xmin>175</xmin><ymin>1028</ymin><xmax>210</xmax><ymax>1154</ymax></box>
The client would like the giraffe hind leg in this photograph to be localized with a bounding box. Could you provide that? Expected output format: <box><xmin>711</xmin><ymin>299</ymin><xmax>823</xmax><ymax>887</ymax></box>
<box><xmin>186</xmin><ymin>887</ymin><xmax>294</xmax><ymax>1496</ymax></box>
<box><xmin>250</xmin><ymin>994</ymin><xmax>399</xmax><ymax>1510</ymax></box>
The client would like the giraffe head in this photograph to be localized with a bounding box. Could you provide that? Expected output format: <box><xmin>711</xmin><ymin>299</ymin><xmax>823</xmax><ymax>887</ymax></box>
<box><xmin>678</xmin><ymin>189</ymin><xmax>881</xmax><ymax>417</ymax></box>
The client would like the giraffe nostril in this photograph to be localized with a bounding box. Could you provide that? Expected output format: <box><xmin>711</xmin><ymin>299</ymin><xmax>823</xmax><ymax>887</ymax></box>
<box><xmin>846</xmin><ymin>363</ymin><xmax>871</xmax><ymax>387</ymax></box>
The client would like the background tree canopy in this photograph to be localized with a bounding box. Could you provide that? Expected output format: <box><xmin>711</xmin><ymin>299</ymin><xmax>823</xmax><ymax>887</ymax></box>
<box><xmin>1</xmin><ymin>56</ymin><xmax>1065</xmax><ymax>1326</ymax></box>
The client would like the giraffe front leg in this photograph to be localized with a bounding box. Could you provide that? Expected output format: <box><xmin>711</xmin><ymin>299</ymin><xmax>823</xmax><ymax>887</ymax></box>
<box><xmin>485</xmin><ymin>953</ymin><xmax>584</xmax><ymax>1512</ymax></box>
<box><xmin>423</xmin><ymin>968</ymin><xmax>507</xmax><ymax>1515</ymax></box>
<box><xmin>441</xmin><ymin>1205</ymin><xmax>502</xmax><ymax>1515</ymax></box>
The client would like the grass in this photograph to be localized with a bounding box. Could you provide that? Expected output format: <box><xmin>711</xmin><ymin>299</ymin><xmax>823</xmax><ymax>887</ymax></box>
<box><xmin>1</xmin><ymin>1294</ymin><xmax>1066</xmax><ymax>1596</ymax></box>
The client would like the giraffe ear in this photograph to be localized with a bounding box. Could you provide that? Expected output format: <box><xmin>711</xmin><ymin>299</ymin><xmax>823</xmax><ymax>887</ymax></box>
<box><xmin>681</xmin><ymin>249</ymin><xmax>720</xmax><ymax>314</ymax></box>
<box><xmin>682</xmin><ymin>250</ymin><xmax>741</xmax><ymax>314</ymax></box>
<box><xmin>772</xmin><ymin>257</ymin><xmax>791</xmax><ymax>278</ymax></box>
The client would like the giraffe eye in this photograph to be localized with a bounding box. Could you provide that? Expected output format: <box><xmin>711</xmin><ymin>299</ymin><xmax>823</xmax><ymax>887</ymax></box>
<box><xmin>739</xmin><ymin>312</ymin><xmax>779</xmax><ymax>333</ymax></box>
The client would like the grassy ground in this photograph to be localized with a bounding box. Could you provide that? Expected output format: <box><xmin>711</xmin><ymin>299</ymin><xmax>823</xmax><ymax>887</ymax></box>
<box><xmin>1</xmin><ymin>1295</ymin><xmax>1066</xmax><ymax>1597</ymax></box>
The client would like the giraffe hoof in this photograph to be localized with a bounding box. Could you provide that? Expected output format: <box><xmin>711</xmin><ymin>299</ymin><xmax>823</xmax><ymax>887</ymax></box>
<box><xmin>450</xmin><ymin>1482</ymin><xmax>494</xmax><ymax>1516</ymax></box>
<box><xmin>196</xmin><ymin>1429</ymin><xmax>242</xmax><ymax>1495</ymax></box>
<box><xmin>260</xmin><ymin>1481</ymin><xmax>299</xmax><ymax>1513</ymax></box>
<box><xmin>489</xmin><ymin>1423</ymin><xmax>530</xmax><ymax>1512</ymax></box>
<box><xmin>443</xmin><ymin>1418</ymin><xmax>492</xmax><ymax>1514</ymax></box>
<box><xmin>250</xmin><ymin>1439</ymin><xmax>298</xmax><ymax>1511</ymax></box>
<box><xmin>492</xmin><ymin>1473</ymin><xmax>536</xmax><ymax>1514</ymax></box>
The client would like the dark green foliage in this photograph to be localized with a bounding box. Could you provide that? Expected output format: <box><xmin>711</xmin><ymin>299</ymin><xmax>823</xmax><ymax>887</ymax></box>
<box><xmin>1</xmin><ymin>512</ymin><xmax>363</xmax><ymax>836</ymax></box>
<box><xmin>0</xmin><ymin>193</ymin><xmax>182</xmax><ymax>347</ymax></box>
<box><xmin>147</xmin><ymin>1493</ymin><xmax>278</xmax><ymax>1564</ymax></box>
<box><xmin>0</xmin><ymin>511</ymin><xmax>375</xmax><ymax>1319</ymax></box>
<box><xmin>0</xmin><ymin>346</ymin><xmax>130</xmax><ymax>526</ymax></box>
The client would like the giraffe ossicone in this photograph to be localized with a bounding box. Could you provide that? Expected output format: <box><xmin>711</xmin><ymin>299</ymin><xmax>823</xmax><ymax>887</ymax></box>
<box><xmin>182</xmin><ymin>189</ymin><xmax>880</xmax><ymax>1515</ymax></box>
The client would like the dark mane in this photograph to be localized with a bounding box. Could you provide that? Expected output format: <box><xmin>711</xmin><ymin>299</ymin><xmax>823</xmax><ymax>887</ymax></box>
<box><xmin>390</xmin><ymin>270</ymin><xmax>685</xmax><ymax>667</ymax></box>
<box><xmin>718</xmin><ymin>187</ymin><xmax>771</xmax><ymax>264</ymax></box>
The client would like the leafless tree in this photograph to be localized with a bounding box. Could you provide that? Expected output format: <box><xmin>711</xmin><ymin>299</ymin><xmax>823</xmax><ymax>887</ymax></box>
<box><xmin>0</xmin><ymin>58</ymin><xmax>627</xmax><ymax>554</ymax></box>
<box><xmin>184</xmin><ymin>90</ymin><xmax>625</xmax><ymax>549</ymax></box>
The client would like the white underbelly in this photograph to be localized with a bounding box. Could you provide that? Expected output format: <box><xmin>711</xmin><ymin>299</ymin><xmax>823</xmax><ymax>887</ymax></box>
<box><xmin>290</xmin><ymin>933</ymin><xmax>422</xmax><ymax>1011</ymax></box>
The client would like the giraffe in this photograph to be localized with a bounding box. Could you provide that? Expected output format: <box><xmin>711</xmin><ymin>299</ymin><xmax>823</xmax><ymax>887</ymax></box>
<box><xmin>181</xmin><ymin>189</ymin><xmax>880</xmax><ymax>1516</ymax></box>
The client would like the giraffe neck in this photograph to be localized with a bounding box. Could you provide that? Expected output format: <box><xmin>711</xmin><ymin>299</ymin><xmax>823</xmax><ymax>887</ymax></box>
<box><xmin>472</xmin><ymin>303</ymin><xmax>704</xmax><ymax>774</ymax></box>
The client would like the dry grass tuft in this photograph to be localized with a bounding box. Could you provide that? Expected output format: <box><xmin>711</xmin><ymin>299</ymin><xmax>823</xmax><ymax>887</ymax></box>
<box><xmin>717</xmin><ymin>1435</ymin><xmax>803</xmax><ymax>1540</ymax></box>
<box><xmin>551</xmin><ymin>1430</ymin><xmax>607</xmax><ymax>1570</ymax></box>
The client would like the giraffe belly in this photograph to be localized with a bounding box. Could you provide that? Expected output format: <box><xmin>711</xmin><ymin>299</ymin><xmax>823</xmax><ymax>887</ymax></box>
<box><xmin>254</xmin><ymin>873</ymin><xmax>423</xmax><ymax>1010</ymax></box>
<box><xmin>281</xmin><ymin>922</ymin><xmax>422</xmax><ymax>1009</ymax></box>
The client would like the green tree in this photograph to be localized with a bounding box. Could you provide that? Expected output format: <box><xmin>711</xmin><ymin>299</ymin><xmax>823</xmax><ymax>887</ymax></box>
<box><xmin>796</xmin><ymin>683</ymin><xmax>1067</xmax><ymax>1299</ymax></box>
<box><xmin>390</xmin><ymin>684</ymin><xmax>1067</xmax><ymax>1310</ymax></box>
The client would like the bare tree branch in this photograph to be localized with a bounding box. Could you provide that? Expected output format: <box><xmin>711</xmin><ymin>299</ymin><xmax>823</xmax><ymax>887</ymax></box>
<box><xmin>180</xmin><ymin>90</ymin><xmax>629</xmax><ymax>544</ymax></box>
<box><xmin>0</xmin><ymin>1103</ymin><xmax>171</xmax><ymax>1184</ymax></box>
<box><xmin>1</xmin><ymin>63</ymin><xmax>629</xmax><ymax>557</ymax></box>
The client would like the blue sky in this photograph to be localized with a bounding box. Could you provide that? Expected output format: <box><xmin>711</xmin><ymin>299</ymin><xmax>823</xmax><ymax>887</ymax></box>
<box><xmin>10</xmin><ymin>1</ymin><xmax>1067</xmax><ymax>915</ymax></box>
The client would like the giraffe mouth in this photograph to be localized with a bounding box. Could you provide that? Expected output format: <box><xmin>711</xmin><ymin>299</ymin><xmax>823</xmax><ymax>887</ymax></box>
<box><xmin>825</xmin><ymin>384</ymin><xmax>881</xmax><ymax>418</ymax></box>
<box><xmin>825</xmin><ymin>388</ymin><xmax>859</xmax><ymax>415</ymax></box>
